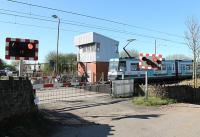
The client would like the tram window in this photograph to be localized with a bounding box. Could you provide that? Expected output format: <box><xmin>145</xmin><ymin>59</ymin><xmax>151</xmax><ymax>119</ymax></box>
<box><xmin>172</xmin><ymin>64</ymin><xmax>175</xmax><ymax>70</ymax></box>
<box><xmin>186</xmin><ymin>65</ymin><xmax>192</xmax><ymax>70</ymax></box>
<box><xmin>162</xmin><ymin>64</ymin><xmax>166</xmax><ymax>70</ymax></box>
<box><xmin>167</xmin><ymin>65</ymin><xmax>171</xmax><ymax>70</ymax></box>
<box><xmin>183</xmin><ymin>65</ymin><xmax>186</xmax><ymax>70</ymax></box>
<box><xmin>119</xmin><ymin>61</ymin><xmax>126</xmax><ymax>71</ymax></box>
<box><xmin>130</xmin><ymin>63</ymin><xmax>139</xmax><ymax>71</ymax></box>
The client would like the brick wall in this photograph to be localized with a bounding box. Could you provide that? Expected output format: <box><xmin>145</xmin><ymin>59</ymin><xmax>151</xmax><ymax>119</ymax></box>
<box><xmin>77</xmin><ymin>62</ymin><xmax>109</xmax><ymax>83</ymax></box>
<box><xmin>0</xmin><ymin>77</ymin><xmax>36</xmax><ymax>122</ymax></box>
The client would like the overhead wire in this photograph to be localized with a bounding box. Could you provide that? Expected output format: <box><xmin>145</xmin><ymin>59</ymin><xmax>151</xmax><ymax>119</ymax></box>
<box><xmin>0</xmin><ymin>19</ymin><xmax>83</xmax><ymax>33</ymax></box>
<box><xmin>0</xmin><ymin>11</ymin><xmax>187</xmax><ymax>45</ymax></box>
<box><xmin>6</xmin><ymin>0</ymin><xmax>185</xmax><ymax>39</ymax></box>
<box><xmin>0</xmin><ymin>14</ymin><xmax>180</xmax><ymax>49</ymax></box>
<box><xmin>0</xmin><ymin>19</ymin><xmax>158</xmax><ymax>46</ymax></box>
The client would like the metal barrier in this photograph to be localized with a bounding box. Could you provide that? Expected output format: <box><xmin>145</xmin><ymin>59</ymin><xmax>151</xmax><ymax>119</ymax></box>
<box><xmin>112</xmin><ymin>80</ymin><xmax>134</xmax><ymax>97</ymax></box>
<box><xmin>35</xmin><ymin>84</ymin><xmax>111</xmax><ymax>104</ymax></box>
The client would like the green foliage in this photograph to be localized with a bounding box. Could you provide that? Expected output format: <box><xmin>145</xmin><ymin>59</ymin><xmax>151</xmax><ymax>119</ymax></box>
<box><xmin>0</xmin><ymin>59</ymin><xmax>5</xmax><ymax>70</ymax></box>
<box><xmin>0</xmin><ymin>59</ymin><xmax>16</xmax><ymax>71</ymax></box>
<box><xmin>132</xmin><ymin>96</ymin><xmax>176</xmax><ymax>106</ymax></box>
<box><xmin>43</xmin><ymin>51</ymin><xmax>77</xmax><ymax>74</ymax></box>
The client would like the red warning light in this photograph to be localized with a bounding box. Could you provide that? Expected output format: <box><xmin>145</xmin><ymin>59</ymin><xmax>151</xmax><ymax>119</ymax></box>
<box><xmin>153</xmin><ymin>56</ymin><xmax>158</xmax><ymax>62</ymax></box>
<box><xmin>28</xmin><ymin>43</ymin><xmax>33</xmax><ymax>50</ymax></box>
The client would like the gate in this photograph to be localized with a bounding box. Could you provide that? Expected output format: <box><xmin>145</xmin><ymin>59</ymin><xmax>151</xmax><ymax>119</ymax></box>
<box><xmin>34</xmin><ymin>84</ymin><xmax>111</xmax><ymax>104</ymax></box>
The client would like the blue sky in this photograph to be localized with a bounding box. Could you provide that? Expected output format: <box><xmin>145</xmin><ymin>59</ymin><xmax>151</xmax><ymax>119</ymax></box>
<box><xmin>0</xmin><ymin>0</ymin><xmax>199</xmax><ymax>63</ymax></box>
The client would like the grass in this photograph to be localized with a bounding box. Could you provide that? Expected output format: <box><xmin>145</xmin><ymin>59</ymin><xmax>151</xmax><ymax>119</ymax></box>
<box><xmin>132</xmin><ymin>96</ymin><xmax>176</xmax><ymax>106</ymax></box>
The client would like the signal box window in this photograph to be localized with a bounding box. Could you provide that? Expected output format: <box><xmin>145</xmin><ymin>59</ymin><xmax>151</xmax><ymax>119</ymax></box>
<box><xmin>96</xmin><ymin>43</ymin><xmax>100</xmax><ymax>52</ymax></box>
<box><xmin>115</xmin><ymin>44</ymin><xmax>118</xmax><ymax>53</ymax></box>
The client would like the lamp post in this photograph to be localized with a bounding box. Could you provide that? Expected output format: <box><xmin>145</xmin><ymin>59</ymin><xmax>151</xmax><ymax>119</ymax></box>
<box><xmin>52</xmin><ymin>15</ymin><xmax>60</xmax><ymax>75</ymax></box>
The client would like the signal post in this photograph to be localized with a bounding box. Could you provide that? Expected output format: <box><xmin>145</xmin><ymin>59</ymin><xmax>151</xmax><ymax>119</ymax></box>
<box><xmin>139</xmin><ymin>53</ymin><xmax>162</xmax><ymax>100</ymax></box>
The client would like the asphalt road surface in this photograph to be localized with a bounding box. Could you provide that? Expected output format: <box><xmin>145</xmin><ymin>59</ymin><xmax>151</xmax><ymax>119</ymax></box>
<box><xmin>38</xmin><ymin>88</ymin><xmax>200</xmax><ymax>137</ymax></box>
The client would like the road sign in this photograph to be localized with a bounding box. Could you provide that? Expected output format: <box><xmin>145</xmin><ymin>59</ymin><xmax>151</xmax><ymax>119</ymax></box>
<box><xmin>5</xmin><ymin>37</ymin><xmax>39</xmax><ymax>60</ymax></box>
<box><xmin>139</xmin><ymin>53</ymin><xmax>162</xmax><ymax>70</ymax></box>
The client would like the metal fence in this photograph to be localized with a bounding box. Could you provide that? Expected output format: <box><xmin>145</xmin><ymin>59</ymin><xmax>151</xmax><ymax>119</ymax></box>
<box><xmin>35</xmin><ymin>84</ymin><xmax>111</xmax><ymax>104</ymax></box>
<box><xmin>112</xmin><ymin>80</ymin><xmax>134</xmax><ymax>97</ymax></box>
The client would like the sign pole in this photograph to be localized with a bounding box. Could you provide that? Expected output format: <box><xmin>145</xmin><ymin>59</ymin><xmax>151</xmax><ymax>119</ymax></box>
<box><xmin>145</xmin><ymin>70</ymin><xmax>148</xmax><ymax>100</ymax></box>
<box><xmin>19</xmin><ymin>60</ymin><xmax>23</xmax><ymax>77</ymax></box>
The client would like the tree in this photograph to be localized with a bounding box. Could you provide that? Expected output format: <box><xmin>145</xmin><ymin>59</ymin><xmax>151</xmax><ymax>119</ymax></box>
<box><xmin>0</xmin><ymin>59</ymin><xmax>5</xmax><ymax>69</ymax></box>
<box><xmin>0</xmin><ymin>59</ymin><xmax>16</xmax><ymax>71</ymax></box>
<box><xmin>165</xmin><ymin>54</ymin><xmax>191</xmax><ymax>60</ymax></box>
<box><xmin>119</xmin><ymin>49</ymin><xmax>139</xmax><ymax>58</ymax></box>
<box><xmin>185</xmin><ymin>17</ymin><xmax>200</xmax><ymax>88</ymax></box>
<box><xmin>43</xmin><ymin>51</ymin><xmax>77</xmax><ymax>75</ymax></box>
<box><xmin>10</xmin><ymin>60</ymin><xmax>27</xmax><ymax>70</ymax></box>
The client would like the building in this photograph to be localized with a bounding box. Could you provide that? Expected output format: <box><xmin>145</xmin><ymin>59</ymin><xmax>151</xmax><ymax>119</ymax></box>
<box><xmin>74</xmin><ymin>32</ymin><xmax>119</xmax><ymax>83</ymax></box>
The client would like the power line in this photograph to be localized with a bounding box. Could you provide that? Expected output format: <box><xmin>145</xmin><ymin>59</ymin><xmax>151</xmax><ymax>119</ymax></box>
<box><xmin>0</xmin><ymin>8</ymin><xmax>100</xmax><ymax>27</ymax></box>
<box><xmin>6</xmin><ymin>0</ymin><xmax>184</xmax><ymax>38</ymax></box>
<box><xmin>0</xmin><ymin>19</ymin><xmax>162</xmax><ymax>47</ymax></box>
<box><xmin>0</xmin><ymin>19</ymin><xmax>177</xmax><ymax>49</ymax></box>
<box><xmin>0</xmin><ymin>19</ymin><xmax>83</xmax><ymax>33</ymax></box>
<box><xmin>0</xmin><ymin>11</ymin><xmax>187</xmax><ymax>45</ymax></box>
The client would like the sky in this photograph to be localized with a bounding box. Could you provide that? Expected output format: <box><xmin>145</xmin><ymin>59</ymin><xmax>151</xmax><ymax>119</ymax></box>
<box><xmin>0</xmin><ymin>0</ymin><xmax>200</xmax><ymax>63</ymax></box>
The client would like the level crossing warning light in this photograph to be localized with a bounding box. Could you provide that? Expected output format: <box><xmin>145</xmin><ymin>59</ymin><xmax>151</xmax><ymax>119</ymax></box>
<box><xmin>139</xmin><ymin>53</ymin><xmax>162</xmax><ymax>70</ymax></box>
<box><xmin>5</xmin><ymin>37</ymin><xmax>39</xmax><ymax>61</ymax></box>
<box><xmin>28</xmin><ymin>43</ymin><xmax>34</xmax><ymax>50</ymax></box>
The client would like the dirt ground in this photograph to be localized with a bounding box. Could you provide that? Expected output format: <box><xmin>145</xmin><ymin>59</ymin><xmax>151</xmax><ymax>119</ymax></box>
<box><xmin>39</xmin><ymin>95</ymin><xmax>200</xmax><ymax>137</ymax></box>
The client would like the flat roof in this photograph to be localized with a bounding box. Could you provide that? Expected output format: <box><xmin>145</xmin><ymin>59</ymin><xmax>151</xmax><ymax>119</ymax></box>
<box><xmin>74</xmin><ymin>32</ymin><xmax>119</xmax><ymax>46</ymax></box>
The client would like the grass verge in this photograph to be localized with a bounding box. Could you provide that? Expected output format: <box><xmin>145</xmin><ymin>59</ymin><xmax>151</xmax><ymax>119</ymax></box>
<box><xmin>132</xmin><ymin>96</ymin><xmax>176</xmax><ymax>106</ymax></box>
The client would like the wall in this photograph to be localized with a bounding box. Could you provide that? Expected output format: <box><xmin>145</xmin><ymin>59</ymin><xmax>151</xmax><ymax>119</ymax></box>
<box><xmin>78</xmin><ymin>62</ymin><xmax>109</xmax><ymax>83</ymax></box>
<box><xmin>96</xmin><ymin>62</ymin><xmax>109</xmax><ymax>82</ymax></box>
<box><xmin>0</xmin><ymin>77</ymin><xmax>36</xmax><ymax>122</ymax></box>
<box><xmin>136</xmin><ymin>84</ymin><xmax>200</xmax><ymax>103</ymax></box>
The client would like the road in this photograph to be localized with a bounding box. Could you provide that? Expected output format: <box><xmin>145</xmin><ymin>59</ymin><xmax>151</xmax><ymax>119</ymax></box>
<box><xmin>38</xmin><ymin>88</ymin><xmax>200</xmax><ymax>137</ymax></box>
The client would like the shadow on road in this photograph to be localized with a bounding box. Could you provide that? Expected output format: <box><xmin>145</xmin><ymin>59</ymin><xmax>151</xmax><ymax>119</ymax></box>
<box><xmin>54</xmin><ymin>98</ymin><xmax>129</xmax><ymax>112</ymax></box>
<box><xmin>112</xmin><ymin>114</ymin><xmax>161</xmax><ymax>120</ymax></box>
<box><xmin>53</xmin><ymin>124</ymin><xmax>114</xmax><ymax>137</ymax></box>
<box><xmin>41</xmin><ymin>109</ymin><xmax>114</xmax><ymax>137</ymax></box>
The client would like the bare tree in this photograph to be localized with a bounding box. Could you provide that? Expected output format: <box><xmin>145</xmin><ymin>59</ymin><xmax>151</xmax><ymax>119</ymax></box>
<box><xmin>185</xmin><ymin>17</ymin><xmax>200</xmax><ymax>88</ymax></box>
<box><xmin>165</xmin><ymin>54</ymin><xmax>191</xmax><ymax>60</ymax></box>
